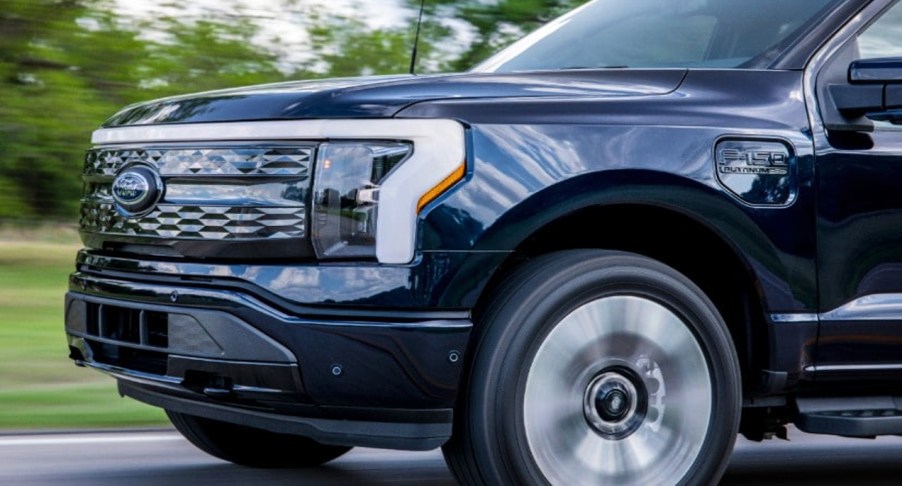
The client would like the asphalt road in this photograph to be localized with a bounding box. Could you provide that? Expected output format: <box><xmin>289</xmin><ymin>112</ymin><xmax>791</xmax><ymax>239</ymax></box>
<box><xmin>2</xmin><ymin>427</ymin><xmax>902</xmax><ymax>485</ymax></box>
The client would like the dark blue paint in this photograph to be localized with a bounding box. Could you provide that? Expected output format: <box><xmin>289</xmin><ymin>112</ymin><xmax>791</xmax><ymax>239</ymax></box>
<box><xmin>815</xmin><ymin>129</ymin><xmax>902</xmax><ymax>368</ymax></box>
<box><xmin>102</xmin><ymin>70</ymin><xmax>686</xmax><ymax>126</ymax></box>
<box><xmin>75</xmin><ymin>250</ymin><xmax>507</xmax><ymax>310</ymax></box>
<box><xmin>414</xmin><ymin>71</ymin><xmax>817</xmax><ymax>314</ymax></box>
<box><xmin>82</xmin><ymin>68</ymin><xmax>824</xmax><ymax>391</ymax></box>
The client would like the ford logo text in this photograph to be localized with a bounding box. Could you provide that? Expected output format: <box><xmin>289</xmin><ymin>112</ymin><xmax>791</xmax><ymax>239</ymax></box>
<box><xmin>111</xmin><ymin>165</ymin><xmax>163</xmax><ymax>217</ymax></box>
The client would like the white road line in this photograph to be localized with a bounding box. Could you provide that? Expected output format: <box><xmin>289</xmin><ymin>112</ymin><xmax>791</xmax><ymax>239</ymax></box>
<box><xmin>0</xmin><ymin>433</ymin><xmax>182</xmax><ymax>447</ymax></box>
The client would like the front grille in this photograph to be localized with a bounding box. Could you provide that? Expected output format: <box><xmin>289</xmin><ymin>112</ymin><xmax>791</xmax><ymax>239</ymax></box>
<box><xmin>84</xmin><ymin>147</ymin><xmax>312</xmax><ymax>177</ymax></box>
<box><xmin>80</xmin><ymin>204</ymin><xmax>307</xmax><ymax>239</ymax></box>
<box><xmin>79</xmin><ymin>144</ymin><xmax>314</xmax><ymax>256</ymax></box>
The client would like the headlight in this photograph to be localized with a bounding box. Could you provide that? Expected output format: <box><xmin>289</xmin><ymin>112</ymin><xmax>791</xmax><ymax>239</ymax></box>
<box><xmin>312</xmin><ymin>142</ymin><xmax>412</xmax><ymax>259</ymax></box>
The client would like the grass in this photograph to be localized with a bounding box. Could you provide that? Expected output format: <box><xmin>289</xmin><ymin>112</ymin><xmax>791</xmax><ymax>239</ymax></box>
<box><xmin>0</xmin><ymin>234</ymin><xmax>168</xmax><ymax>429</ymax></box>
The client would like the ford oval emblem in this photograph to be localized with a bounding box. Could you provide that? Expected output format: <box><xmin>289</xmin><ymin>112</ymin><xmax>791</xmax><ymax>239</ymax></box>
<box><xmin>111</xmin><ymin>165</ymin><xmax>163</xmax><ymax>217</ymax></box>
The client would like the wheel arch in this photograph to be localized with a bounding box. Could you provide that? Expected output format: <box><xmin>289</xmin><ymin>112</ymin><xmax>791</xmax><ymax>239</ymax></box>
<box><xmin>472</xmin><ymin>200</ymin><xmax>770</xmax><ymax>395</ymax></box>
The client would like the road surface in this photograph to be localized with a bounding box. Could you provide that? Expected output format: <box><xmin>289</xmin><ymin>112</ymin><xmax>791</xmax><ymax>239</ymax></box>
<box><xmin>1</xmin><ymin>427</ymin><xmax>902</xmax><ymax>484</ymax></box>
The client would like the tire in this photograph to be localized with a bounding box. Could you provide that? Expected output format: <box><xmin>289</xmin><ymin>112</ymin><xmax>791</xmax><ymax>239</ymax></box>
<box><xmin>167</xmin><ymin>411</ymin><xmax>352</xmax><ymax>468</ymax></box>
<box><xmin>442</xmin><ymin>250</ymin><xmax>741</xmax><ymax>485</ymax></box>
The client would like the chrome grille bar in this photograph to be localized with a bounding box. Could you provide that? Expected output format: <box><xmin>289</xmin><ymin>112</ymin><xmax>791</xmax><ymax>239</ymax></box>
<box><xmin>80</xmin><ymin>144</ymin><xmax>314</xmax><ymax>247</ymax></box>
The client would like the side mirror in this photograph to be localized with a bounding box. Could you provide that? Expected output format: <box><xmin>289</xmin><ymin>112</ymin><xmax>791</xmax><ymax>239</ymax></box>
<box><xmin>849</xmin><ymin>58</ymin><xmax>902</xmax><ymax>83</ymax></box>
<box><xmin>827</xmin><ymin>57</ymin><xmax>902</xmax><ymax>131</ymax></box>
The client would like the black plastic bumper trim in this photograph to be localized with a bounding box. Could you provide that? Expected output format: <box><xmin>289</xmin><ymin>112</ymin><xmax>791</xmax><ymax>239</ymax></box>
<box><xmin>119</xmin><ymin>381</ymin><xmax>452</xmax><ymax>451</ymax></box>
<box><xmin>76</xmin><ymin>352</ymin><xmax>303</xmax><ymax>401</ymax></box>
<box><xmin>69</xmin><ymin>272</ymin><xmax>472</xmax><ymax>410</ymax></box>
<box><xmin>66</xmin><ymin>291</ymin><xmax>298</xmax><ymax>363</ymax></box>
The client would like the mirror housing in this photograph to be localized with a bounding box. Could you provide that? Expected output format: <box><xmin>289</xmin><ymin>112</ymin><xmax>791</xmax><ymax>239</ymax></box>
<box><xmin>849</xmin><ymin>58</ymin><xmax>902</xmax><ymax>84</ymax></box>
<box><xmin>826</xmin><ymin>58</ymin><xmax>902</xmax><ymax>131</ymax></box>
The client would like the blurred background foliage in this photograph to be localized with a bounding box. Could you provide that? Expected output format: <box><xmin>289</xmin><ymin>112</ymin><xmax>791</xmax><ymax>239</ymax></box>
<box><xmin>0</xmin><ymin>0</ymin><xmax>587</xmax><ymax>223</ymax></box>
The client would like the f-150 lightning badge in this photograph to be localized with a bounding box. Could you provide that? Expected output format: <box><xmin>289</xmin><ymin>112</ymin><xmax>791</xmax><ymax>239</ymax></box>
<box><xmin>716</xmin><ymin>139</ymin><xmax>795</xmax><ymax>206</ymax></box>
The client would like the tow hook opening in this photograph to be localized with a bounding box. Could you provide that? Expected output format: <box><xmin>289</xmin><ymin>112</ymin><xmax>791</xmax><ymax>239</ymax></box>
<box><xmin>182</xmin><ymin>370</ymin><xmax>234</xmax><ymax>398</ymax></box>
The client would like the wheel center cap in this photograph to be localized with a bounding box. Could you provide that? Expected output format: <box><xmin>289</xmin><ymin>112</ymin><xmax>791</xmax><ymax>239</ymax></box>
<box><xmin>598</xmin><ymin>388</ymin><xmax>630</xmax><ymax>421</ymax></box>
<box><xmin>583</xmin><ymin>368</ymin><xmax>648</xmax><ymax>440</ymax></box>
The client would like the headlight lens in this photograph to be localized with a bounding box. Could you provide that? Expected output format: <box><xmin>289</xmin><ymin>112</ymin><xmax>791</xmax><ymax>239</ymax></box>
<box><xmin>312</xmin><ymin>142</ymin><xmax>412</xmax><ymax>259</ymax></box>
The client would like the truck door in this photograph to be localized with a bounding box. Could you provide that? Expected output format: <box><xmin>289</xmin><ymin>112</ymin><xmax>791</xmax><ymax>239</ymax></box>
<box><xmin>813</xmin><ymin>1</ymin><xmax>902</xmax><ymax>381</ymax></box>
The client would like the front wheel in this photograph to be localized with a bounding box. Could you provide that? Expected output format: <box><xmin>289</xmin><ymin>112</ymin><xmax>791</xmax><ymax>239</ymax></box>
<box><xmin>443</xmin><ymin>250</ymin><xmax>741</xmax><ymax>485</ymax></box>
<box><xmin>167</xmin><ymin>411</ymin><xmax>352</xmax><ymax>468</ymax></box>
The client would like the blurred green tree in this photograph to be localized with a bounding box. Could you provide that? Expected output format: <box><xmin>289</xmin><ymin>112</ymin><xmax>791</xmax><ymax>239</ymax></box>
<box><xmin>0</xmin><ymin>0</ymin><xmax>588</xmax><ymax>221</ymax></box>
<box><xmin>307</xmin><ymin>9</ymin><xmax>452</xmax><ymax>77</ymax></box>
<box><xmin>405</xmin><ymin>0</ymin><xmax>589</xmax><ymax>71</ymax></box>
<box><xmin>0</xmin><ymin>0</ymin><xmax>295</xmax><ymax>220</ymax></box>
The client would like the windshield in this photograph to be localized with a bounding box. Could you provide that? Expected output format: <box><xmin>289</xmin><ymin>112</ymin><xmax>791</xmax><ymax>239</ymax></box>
<box><xmin>474</xmin><ymin>0</ymin><xmax>840</xmax><ymax>72</ymax></box>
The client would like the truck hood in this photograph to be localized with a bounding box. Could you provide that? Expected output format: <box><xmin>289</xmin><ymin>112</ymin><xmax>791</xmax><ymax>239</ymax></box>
<box><xmin>103</xmin><ymin>70</ymin><xmax>687</xmax><ymax>127</ymax></box>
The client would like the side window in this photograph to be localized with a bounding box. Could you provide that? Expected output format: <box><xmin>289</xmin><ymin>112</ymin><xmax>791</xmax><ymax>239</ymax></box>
<box><xmin>858</xmin><ymin>1</ymin><xmax>902</xmax><ymax>59</ymax></box>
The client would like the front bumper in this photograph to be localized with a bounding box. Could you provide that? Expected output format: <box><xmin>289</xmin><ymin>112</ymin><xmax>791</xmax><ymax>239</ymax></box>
<box><xmin>65</xmin><ymin>271</ymin><xmax>472</xmax><ymax>450</ymax></box>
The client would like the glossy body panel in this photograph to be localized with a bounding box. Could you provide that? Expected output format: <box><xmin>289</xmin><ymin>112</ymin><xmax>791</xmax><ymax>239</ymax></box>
<box><xmin>805</xmin><ymin>0</ymin><xmax>902</xmax><ymax>382</ymax></box>
<box><xmin>404</xmin><ymin>70</ymin><xmax>823</xmax><ymax>382</ymax></box>
<box><xmin>76</xmin><ymin>69</ymin><xmax>824</xmax><ymax>392</ymax></box>
<box><xmin>102</xmin><ymin>70</ymin><xmax>687</xmax><ymax>127</ymax></box>
<box><xmin>76</xmin><ymin>250</ymin><xmax>507</xmax><ymax>310</ymax></box>
<box><xmin>815</xmin><ymin>132</ymin><xmax>902</xmax><ymax>371</ymax></box>
<box><xmin>817</xmin><ymin>130</ymin><xmax>902</xmax><ymax>312</ymax></box>
<box><xmin>413</xmin><ymin>71</ymin><xmax>818</xmax><ymax>313</ymax></box>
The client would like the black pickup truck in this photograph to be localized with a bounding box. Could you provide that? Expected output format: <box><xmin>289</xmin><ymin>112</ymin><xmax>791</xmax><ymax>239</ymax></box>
<box><xmin>64</xmin><ymin>0</ymin><xmax>902</xmax><ymax>484</ymax></box>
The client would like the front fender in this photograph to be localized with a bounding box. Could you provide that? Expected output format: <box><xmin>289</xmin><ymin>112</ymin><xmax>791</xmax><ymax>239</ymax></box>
<box><xmin>420</xmin><ymin>123</ymin><xmax>816</xmax><ymax>313</ymax></box>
